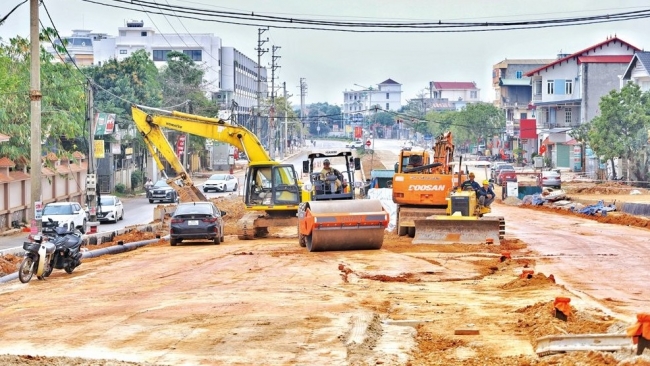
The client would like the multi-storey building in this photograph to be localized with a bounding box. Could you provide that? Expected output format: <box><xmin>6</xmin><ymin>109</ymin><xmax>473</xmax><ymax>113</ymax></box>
<box><xmin>342</xmin><ymin>79</ymin><xmax>402</xmax><ymax>123</ymax></box>
<box><xmin>428</xmin><ymin>81</ymin><xmax>481</xmax><ymax>103</ymax></box>
<box><xmin>492</xmin><ymin>58</ymin><xmax>554</xmax><ymax>158</ymax></box>
<box><xmin>525</xmin><ymin>36</ymin><xmax>639</xmax><ymax>169</ymax></box>
<box><xmin>621</xmin><ymin>52</ymin><xmax>650</xmax><ymax>91</ymax></box>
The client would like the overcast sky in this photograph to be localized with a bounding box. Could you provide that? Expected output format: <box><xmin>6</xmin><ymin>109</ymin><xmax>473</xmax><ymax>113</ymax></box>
<box><xmin>2</xmin><ymin>0</ymin><xmax>650</xmax><ymax>107</ymax></box>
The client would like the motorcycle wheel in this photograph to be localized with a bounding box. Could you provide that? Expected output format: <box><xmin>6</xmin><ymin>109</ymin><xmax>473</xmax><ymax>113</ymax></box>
<box><xmin>18</xmin><ymin>257</ymin><xmax>35</xmax><ymax>283</ymax></box>
<box><xmin>64</xmin><ymin>264</ymin><xmax>76</xmax><ymax>274</ymax></box>
<box><xmin>41</xmin><ymin>262</ymin><xmax>54</xmax><ymax>278</ymax></box>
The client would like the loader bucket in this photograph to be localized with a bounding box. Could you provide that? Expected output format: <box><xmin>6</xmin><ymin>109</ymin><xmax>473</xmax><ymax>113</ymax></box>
<box><xmin>299</xmin><ymin>200</ymin><xmax>388</xmax><ymax>252</ymax></box>
<box><xmin>412</xmin><ymin>216</ymin><xmax>503</xmax><ymax>244</ymax></box>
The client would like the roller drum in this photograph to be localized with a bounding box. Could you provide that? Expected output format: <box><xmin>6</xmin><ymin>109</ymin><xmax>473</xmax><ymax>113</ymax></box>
<box><xmin>302</xmin><ymin>200</ymin><xmax>387</xmax><ymax>252</ymax></box>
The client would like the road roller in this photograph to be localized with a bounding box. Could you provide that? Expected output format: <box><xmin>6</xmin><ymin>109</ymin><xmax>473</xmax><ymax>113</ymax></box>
<box><xmin>298</xmin><ymin>150</ymin><xmax>389</xmax><ymax>252</ymax></box>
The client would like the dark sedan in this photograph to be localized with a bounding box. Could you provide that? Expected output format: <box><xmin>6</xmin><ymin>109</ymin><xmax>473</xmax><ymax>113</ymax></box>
<box><xmin>169</xmin><ymin>202</ymin><xmax>226</xmax><ymax>246</ymax></box>
<box><xmin>147</xmin><ymin>180</ymin><xmax>179</xmax><ymax>204</ymax></box>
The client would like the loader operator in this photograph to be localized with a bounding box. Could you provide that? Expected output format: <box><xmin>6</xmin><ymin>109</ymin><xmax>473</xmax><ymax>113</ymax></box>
<box><xmin>478</xmin><ymin>180</ymin><xmax>496</xmax><ymax>208</ymax></box>
<box><xmin>461</xmin><ymin>172</ymin><xmax>481</xmax><ymax>192</ymax></box>
<box><xmin>320</xmin><ymin>159</ymin><xmax>341</xmax><ymax>192</ymax></box>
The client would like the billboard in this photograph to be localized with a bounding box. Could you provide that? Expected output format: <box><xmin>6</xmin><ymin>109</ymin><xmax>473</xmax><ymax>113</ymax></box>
<box><xmin>94</xmin><ymin>113</ymin><xmax>116</xmax><ymax>135</ymax></box>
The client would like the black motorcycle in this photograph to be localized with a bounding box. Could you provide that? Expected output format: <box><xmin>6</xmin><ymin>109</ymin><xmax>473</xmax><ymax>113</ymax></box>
<box><xmin>19</xmin><ymin>223</ymin><xmax>83</xmax><ymax>283</ymax></box>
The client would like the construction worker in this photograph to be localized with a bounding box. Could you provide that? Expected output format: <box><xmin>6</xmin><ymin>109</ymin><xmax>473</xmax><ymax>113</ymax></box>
<box><xmin>320</xmin><ymin>159</ymin><xmax>341</xmax><ymax>192</ymax></box>
<box><xmin>477</xmin><ymin>180</ymin><xmax>496</xmax><ymax>208</ymax></box>
<box><xmin>461</xmin><ymin>172</ymin><xmax>481</xmax><ymax>192</ymax></box>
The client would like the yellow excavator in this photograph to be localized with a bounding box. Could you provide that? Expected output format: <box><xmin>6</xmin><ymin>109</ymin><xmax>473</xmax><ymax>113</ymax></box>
<box><xmin>412</xmin><ymin>158</ymin><xmax>505</xmax><ymax>244</ymax></box>
<box><xmin>131</xmin><ymin>105</ymin><xmax>301</xmax><ymax>239</ymax></box>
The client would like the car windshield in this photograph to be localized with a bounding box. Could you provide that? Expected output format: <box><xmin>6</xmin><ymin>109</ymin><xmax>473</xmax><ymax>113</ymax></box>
<box><xmin>174</xmin><ymin>203</ymin><xmax>213</xmax><ymax>216</ymax></box>
<box><xmin>209</xmin><ymin>174</ymin><xmax>227</xmax><ymax>181</ymax></box>
<box><xmin>153</xmin><ymin>180</ymin><xmax>170</xmax><ymax>188</ymax></box>
<box><xmin>43</xmin><ymin>205</ymin><xmax>73</xmax><ymax>215</ymax></box>
<box><xmin>497</xmin><ymin>165</ymin><xmax>514</xmax><ymax>171</ymax></box>
<box><xmin>100</xmin><ymin>197</ymin><xmax>115</xmax><ymax>206</ymax></box>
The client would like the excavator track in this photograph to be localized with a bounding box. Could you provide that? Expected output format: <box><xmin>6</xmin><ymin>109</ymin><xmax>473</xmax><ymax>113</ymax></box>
<box><xmin>237</xmin><ymin>211</ymin><xmax>298</xmax><ymax>240</ymax></box>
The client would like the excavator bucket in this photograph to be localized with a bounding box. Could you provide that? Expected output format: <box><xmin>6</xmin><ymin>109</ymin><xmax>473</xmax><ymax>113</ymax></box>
<box><xmin>299</xmin><ymin>200</ymin><xmax>389</xmax><ymax>252</ymax></box>
<box><xmin>412</xmin><ymin>216</ymin><xmax>504</xmax><ymax>245</ymax></box>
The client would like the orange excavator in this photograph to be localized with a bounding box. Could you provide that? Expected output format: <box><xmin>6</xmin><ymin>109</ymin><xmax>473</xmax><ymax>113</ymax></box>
<box><xmin>392</xmin><ymin>131</ymin><xmax>461</xmax><ymax>237</ymax></box>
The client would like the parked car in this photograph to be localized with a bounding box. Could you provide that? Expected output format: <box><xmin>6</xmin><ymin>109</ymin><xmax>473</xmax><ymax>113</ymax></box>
<box><xmin>490</xmin><ymin>162</ymin><xmax>509</xmax><ymax>180</ymax></box>
<box><xmin>147</xmin><ymin>179</ymin><xmax>179</xmax><ymax>204</ymax></box>
<box><xmin>203</xmin><ymin>173</ymin><xmax>239</xmax><ymax>192</ymax></box>
<box><xmin>96</xmin><ymin>195</ymin><xmax>124</xmax><ymax>223</ymax></box>
<box><xmin>541</xmin><ymin>170</ymin><xmax>562</xmax><ymax>188</ymax></box>
<box><xmin>492</xmin><ymin>164</ymin><xmax>514</xmax><ymax>181</ymax></box>
<box><xmin>41</xmin><ymin>202</ymin><xmax>87</xmax><ymax>234</ymax></box>
<box><xmin>497</xmin><ymin>169</ymin><xmax>518</xmax><ymax>186</ymax></box>
<box><xmin>345</xmin><ymin>139</ymin><xmax>364</xmax><ymax>149</ymax></box>
<box><xmin>169</xmin><ymin>201</ymin><xmax>227</xmax><ymax>246</ymax></box>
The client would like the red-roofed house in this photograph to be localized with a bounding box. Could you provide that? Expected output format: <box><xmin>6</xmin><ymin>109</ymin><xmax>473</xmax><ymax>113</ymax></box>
<box><xmin>428</xmin><ymin>81</ymin><xmax>481</xmax><ymax>104</ymax></box>
<box><xmin>525</xmin><ymin>36</ymin><xmax>640</xmax><ymax>169</ymax></box>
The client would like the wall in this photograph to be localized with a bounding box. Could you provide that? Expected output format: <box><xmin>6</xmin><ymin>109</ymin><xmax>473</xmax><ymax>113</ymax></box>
<box><xmin>583</xmin><ymin>62</ymin><xmax>629</xmax><ymax>123</ymax></box>
<box><xmin>0</xmin><ymin>162</ymin><xmax>88</xmax><ymax>232</ymax></box>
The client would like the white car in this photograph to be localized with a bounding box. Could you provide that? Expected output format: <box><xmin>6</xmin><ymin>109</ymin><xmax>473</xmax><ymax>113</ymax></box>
<box><xmin>41</xmin><ymin>202</ymin><xmax>87</xmax><ymax>234</ymax></box>
<box><xmin>97</xmin><ymin>195</ymin><xmax>124</xmax><ymax>223</ymax></box>
<box><xmin>345</xmin><ymin>139</ymin><xmax>364</xmax><ymax>149</ymax></box>
<box><xmin>203</xmin><ymin>173</ymin><xmax>238</xmax><ymax>192</ymax></box>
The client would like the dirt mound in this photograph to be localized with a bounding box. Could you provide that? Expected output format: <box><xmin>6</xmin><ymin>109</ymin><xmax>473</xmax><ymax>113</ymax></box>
<box><xmin>565</xmin><ymin>182</ymin><xmax>650</xmax><ymax>195</ymax></box>
<box><xmin>500</xmin><ymin>272</ymin><xmax>556</xmax><ymax>290</ymax></box>
<box><xmin>515</xmin><ymin>300</ymin><xmax>617</xmax><ymax>348</ymax></box>
<box><xmin>521</xmin><ymin>204</ymin><xmax>650</xmax><ymax>229</ymax></box>
<box><xmin>210</xmin><ymin>195</ymin><xmax>247</xmax><ymax>235</ymax></box>
<box><xmin>0</xmin><ymin>254</ymin><xmax>21</xmax><ymax>277</ymax></box>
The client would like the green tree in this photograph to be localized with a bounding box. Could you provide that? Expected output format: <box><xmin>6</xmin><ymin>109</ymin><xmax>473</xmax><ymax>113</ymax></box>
<box><xmin>0</xmin><ymin>33</ymin><xmax>85</xmax><ymax>162</ymax></box>
<box><xmin>588</xmin><ymin>83</ymin><xmax>650</xmax><ymax>182</ymax></box>
<box><xmin>306</xmin><ymin>102</ymin><xmax>341</xmax><ymax>136</ymax></box>
<box><xmin>452</xmin><ymin>103</ymin><xmax>503</xmax><ymax>149</ymax></box>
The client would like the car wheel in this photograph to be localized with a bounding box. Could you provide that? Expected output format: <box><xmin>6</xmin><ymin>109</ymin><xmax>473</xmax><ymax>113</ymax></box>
<box><xmin>232</xmin><ymin>183</ymin><xmax>238</xmax><ymax>192</ymax></box>
<box><xmin>120</xmin><ymin>210</ymin><xmax>124</xmax><ymax>221</ymax></box>
<box><xmin>170</xmin><ymin>238</ymin><xmax>178</xmax><ymax>246</ymax></box>
<box><xmin>203</xmin><ymin>188</ymin><xmax>208</xmax><ymax>193</ymax></box>
<box><xmin>149</xmin><ymin>199</ymin><xmax>154</xmax><ymax>204</ymax></box>
<box><xmin>213</xmin><ymin>234</ymin><xmax>221</xmax><ymax>245</ymax></box>
<box><xmin>80</xmin><ymin>219</ymin><xmax>86</xmax><ymax>234</ymax></box>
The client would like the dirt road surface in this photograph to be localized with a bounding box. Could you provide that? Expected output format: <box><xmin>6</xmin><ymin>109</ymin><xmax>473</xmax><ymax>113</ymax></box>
<box><xmin>1</xmin><ymin>151</ymin><xmax>650</xmax><ymax>365</ymax></box>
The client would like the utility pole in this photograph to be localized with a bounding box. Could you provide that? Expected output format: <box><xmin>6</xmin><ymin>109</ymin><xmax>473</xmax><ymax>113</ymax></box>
<box><xmin>300</xmin><ymin>78</ymin><xmax>307</xmax><ymax>142</ymax></box>
<box><xmin>183</xmin><ymin>101</ymin><xmax>191</xmax><ymax>172</ymax></box>
<box><xmin>269</xmin><ymin>45</ymin><xmax>281</xmax><ymax>159</ymax></box>
<box><xmin>283</xmin><ymin>81</ymin><xmax>288</xmax><ymax>158</ymax></box>
<box><xmin>29</xmin><ymin>0</ymin><xmax>42</xmax><ymax>232</ymax></box>
<box><xmin>86</xmin><ymin>81</ymin><xmax>99</xmax><ymax>234</ymax></box>
<box><xmin>255</xmin><ymin>28</ymin><xmax>269</xmax><ymax>139</ymax></box>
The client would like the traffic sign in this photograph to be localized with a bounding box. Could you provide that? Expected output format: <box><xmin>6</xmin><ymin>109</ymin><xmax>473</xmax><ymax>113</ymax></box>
<box><xmin>365</xmin><ymin>140</ymin><xmax>371</xmax><ymax>147</ymax></box>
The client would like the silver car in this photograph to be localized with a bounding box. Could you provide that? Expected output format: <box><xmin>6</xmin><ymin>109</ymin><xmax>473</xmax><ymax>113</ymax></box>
<box><xmin>541</xmin><ymin>170</ymin><xmax>561</xmax><ymax>188</ymax></box>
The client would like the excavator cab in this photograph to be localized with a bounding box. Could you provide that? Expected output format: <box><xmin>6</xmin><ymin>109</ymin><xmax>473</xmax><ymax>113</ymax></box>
<box><xmin>244</xmin><ymin>163</ymin><xmax>301</xmax><ymax>209</ymax></box>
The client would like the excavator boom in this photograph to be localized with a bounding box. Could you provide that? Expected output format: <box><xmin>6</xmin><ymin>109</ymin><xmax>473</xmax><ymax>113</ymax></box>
<box><xmin>131</xmin><ymin>105</ymin><xmax>302</xmax><ymax>240</ymax></box>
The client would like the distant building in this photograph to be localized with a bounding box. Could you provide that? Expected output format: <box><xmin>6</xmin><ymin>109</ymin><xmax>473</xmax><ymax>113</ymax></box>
<box><xmin>526</xmin><ymin>36</ymin><xmax>640</xmax><ymax>169</ymax></box>
<box><xmin>492</xmin><ymin>58</ymin><xmax>554</xmax><ymax>158</ymax></box>
<box><xmin>621</xmin><ymin>51</ymin><xmax>650</xmax><ymax>91</ymax></box>
<box><xmin>428</xmin><ymin>81</ymin><xmax>481</xmax><ymax>104</ymax></box>
<box><xmin>342</xmin><ymin>79</ymin><xmax>402</xmax><ymax>123</ymax></box>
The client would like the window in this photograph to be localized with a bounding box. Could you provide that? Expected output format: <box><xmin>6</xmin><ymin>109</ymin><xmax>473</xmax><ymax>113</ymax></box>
<box><xmin>183</xmin><ymin>50</ymin><xmax>202</xmax><ymax>61</ymax></box>
<box><xmin>470</xmin><ymin>91</ymin><xmax>477</xmax><ymax>99</ymax></box>
<box><xmin>386</xmin><ymin>93</ymin><xmax>389</xmax><ymax>99</ymax></box>
<box><xmin>141</xmin><ymin>31</ymin><xmax>147</xmax><ymax>37</ymax></box>
<box><xmin>546</xmin><ymin>80</ymin><xmax>554</xmax><ymax>94</ymax></box>
<box><xmin>534</xmin><ymin>80</ymin><xmax>542</xmax><ymax>95</ymax></box>
<box><xmin>153</xmin><ymin>50</ymin><xmax>171</xmax><ymax>61</ymax></box>
<box><xmin>565</xmin><ymin>80</ymin><xmax>573</xmax><ymax>95</ymax></box>
<box><xmin>565</xmin><ymin>108</ymin><xmax>572</xmax><ymax>125</ymax></box>
<box><xmin>386</xmin><ymin>103</ymin><xmax>389</xmax><ymax>110</ymax></box>
<box><xmin>119</xmin><ymin>50</ymin><xmax>127</xmax><ymax>55</ymax></box>
<box><xmin>515</xmin><ymin>71</ymin><xmax>523</xmax><ymax>79</ymax></box>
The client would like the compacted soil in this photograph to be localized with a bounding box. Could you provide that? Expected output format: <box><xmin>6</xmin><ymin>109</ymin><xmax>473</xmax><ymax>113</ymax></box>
<box><xmin>1</xmin><ymin>151</ymin><xmax>649</xmax><ymax>365</ymax></box>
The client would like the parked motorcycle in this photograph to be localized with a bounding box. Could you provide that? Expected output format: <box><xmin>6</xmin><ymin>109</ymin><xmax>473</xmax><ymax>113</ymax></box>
<box><xmin>19</xmin><ymin>223</ymin><xmax>83</xmax><ymax>283</ymax></box>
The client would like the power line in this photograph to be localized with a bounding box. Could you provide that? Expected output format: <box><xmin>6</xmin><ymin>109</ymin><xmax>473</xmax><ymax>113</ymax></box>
<box><xmin>0</xmin><ymin>0</ymin><xmax>27</xmax><ymax>25</ymax></box>
<box><xmin>81</xmin><ymin>0</ymin><xmax>650</xmax><ymax>33</ymax></box>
